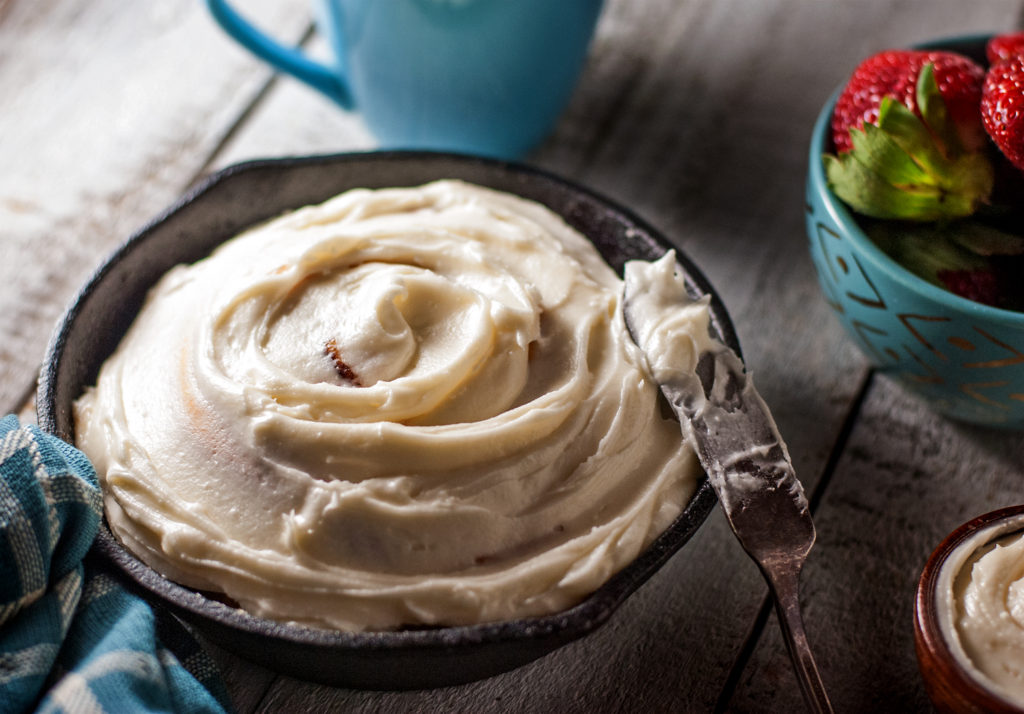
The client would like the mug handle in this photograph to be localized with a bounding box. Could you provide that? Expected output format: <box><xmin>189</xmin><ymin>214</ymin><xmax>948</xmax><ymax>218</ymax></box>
<box><xmin>205</xmin><ymin>0</ymin><xmax>354</xmax><ymax>108</ymax></box>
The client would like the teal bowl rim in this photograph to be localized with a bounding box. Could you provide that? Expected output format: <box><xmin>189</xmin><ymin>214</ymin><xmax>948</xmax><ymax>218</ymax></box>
<box><xmin>807</xmin><ymin>32</ymin><xmax>1024</xmax><ymax>330</ymax></box>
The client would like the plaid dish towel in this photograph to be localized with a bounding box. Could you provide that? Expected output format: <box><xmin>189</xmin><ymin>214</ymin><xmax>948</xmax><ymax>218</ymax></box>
<box><xmin>0</xmin><ymin>415</ymin><xmax>230</xmax><ymax>713</ymax></box>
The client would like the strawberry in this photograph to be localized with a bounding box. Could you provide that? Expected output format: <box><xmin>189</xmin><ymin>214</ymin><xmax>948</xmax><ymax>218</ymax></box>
<box><xmin>864</xmin><ymin>219</ymin><xmax>1010</xmax><ymax>308</ymax></box>
<box><xmin>981</xmin><ymin>55</ymin><xmax>1024</xmax><ymax>172</ymax></box>
<box><xmin>831</xmin><ymin>50</ymin><xmax>987</xmax><ymax>154</ymax></box>
<box><xmin>937</xmin><ymin>267</ymin><xmax>1002</xmax><ymax>307</ymax></box>
<box><xmin>987</xmin><ymin>32</ymin><xmax>1024</xmax><ymax>65</ymax></box>
<box><xmin>825</xmin><ymin>50</ymin><xmax>993</xmax><ymax>221</ymax></box>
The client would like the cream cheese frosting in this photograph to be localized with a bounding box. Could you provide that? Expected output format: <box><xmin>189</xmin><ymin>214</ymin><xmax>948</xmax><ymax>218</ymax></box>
<box><xmin>74</xmin><ymin>180</ymin><xmax>706</xmax><ymax>631</ymax></box>
<box><xmin>940</xmin><ymin>521</ymin><xmax>1024</xmax><ymax>704</ymax></box>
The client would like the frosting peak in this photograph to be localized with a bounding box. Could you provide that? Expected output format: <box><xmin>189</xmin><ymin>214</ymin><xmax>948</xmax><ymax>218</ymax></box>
<box><xmin>74</xmin><ymin>180</ymin><xmax>706</xmax><ymax>631</ymax></box>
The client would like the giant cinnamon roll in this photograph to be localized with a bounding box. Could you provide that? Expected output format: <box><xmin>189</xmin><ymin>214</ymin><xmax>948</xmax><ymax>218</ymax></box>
<box><xmin>74</xmin><ymin>180</ymin><xmax>709</xmax><ymax>631</ymax></box>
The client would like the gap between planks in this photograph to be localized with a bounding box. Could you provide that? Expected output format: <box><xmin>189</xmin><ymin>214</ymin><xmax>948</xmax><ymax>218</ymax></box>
<box><xmin>6</xmin><ymin>22</ymin><xmax>314</xmax><ymax>421</ymax></box>
<box><xmin>10</xmin><ymin>21</ymin><xmax>320</xmax><ymax>714</ymax></box>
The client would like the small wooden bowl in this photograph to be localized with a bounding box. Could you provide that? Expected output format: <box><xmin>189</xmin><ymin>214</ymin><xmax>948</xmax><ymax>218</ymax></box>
<box><xmin>915</xmin><ymin>505</ymin><xmax>1024</xmax><ymax>713</ymax></box>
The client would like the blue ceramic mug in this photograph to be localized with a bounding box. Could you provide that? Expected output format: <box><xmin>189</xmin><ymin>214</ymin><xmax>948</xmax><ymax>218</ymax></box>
<box><xmin>205</xmin><ymin>0</ymin><xmax>604</xmax><ymax>158</ymax></box>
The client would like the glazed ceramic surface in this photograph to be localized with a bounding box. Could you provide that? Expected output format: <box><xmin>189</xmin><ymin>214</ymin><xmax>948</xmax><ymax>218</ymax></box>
<box><xmin>805</xmin><ymin>36</ymin><xmax>1024</xmax><ymax>428</ymax></box>
<box><xmin>204</xmin><ymin>0</ymin><xmax>603</xmax><ymax>159</ymax></box>
<box><xmin>37</xmin><ymin>152</ymin><xmax>737</xmax><ymax>689</ymax></box>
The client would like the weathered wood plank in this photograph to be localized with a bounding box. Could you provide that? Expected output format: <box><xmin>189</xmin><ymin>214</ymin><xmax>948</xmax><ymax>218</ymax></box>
<box><xmin>1</xmin><ymin>4</ymin><xmax>315</xmax><ymax>710</ymax></box>
<box><xmin>7</xmin><ymin>0</ymin><xmax>1023</xmax><ymax>711</ymax></box>
<box><xmin>0</xmin><ymin>0</ymin><xmax>313</xmax><ymax>415</ymax></box>
<box><xmin>211</xmin><ymin>36</ymin><xmax>375</xmax><ymax>168</ymax></box>
<box><xmin>199</xmin><ymin>637</ymin><xmax>277</xmax><ymax>714</ymax></box>
<box><xmin>719</xmin><ymin>2</ymin><xmax>1024</xmax><ymax>709</ymax></box>
<box><xmin>729</xmin><ymin>375</ymin><xmax>1024</xmax><ymax>712</ymax></box>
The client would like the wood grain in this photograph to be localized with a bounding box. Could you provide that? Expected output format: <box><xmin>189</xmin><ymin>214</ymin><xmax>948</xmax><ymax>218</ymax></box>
<box><xmin>729</xmin><ymin>374</ymin><xmax>1024</xmax><ymax>712</ymax></box>
<box><xmin>715</xmin><ymin>2</ymin><xmax>1024</xmax><ymax>710</ymax></box>
<box><xmin>6</xmin><ymin>0</ymin><xmax>1024</xmax><ymax>712</ymax></box>
<box><xmin>0</xmin><ymin>0</ymin><xmax>312</xmax><ymax>414</ymax></box>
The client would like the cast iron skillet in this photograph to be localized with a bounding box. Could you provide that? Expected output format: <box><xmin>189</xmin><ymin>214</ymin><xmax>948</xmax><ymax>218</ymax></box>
<box><xmin>37</xmin><ymin>152</ymin><xmax>739</xmax><ymax>690</ymax></box>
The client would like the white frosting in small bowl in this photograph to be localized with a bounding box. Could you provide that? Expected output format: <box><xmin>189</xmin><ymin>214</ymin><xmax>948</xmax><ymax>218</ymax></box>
<box><xmin>936</xmin><ymin>512</ymin><xmax>1024</xmax><ymax>706</ymax></box>
<box><xmin>74</xmin><ymin>180</ymin><xmax>706</xmax><ymax>631</ymax></box>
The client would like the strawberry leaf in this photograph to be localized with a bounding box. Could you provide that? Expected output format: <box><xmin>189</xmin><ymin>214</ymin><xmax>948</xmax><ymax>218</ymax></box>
<box><xmin>865</xmin><ymin>220</ymin><xmax>989</xmax><ymax>284</ymax></box>
<box><xmin>824</xmin><ymin>79</ymin><xmax>993</xmax><ymax>221</ymax></box>
<box><xmin>916</xmin><ymin>63</ymin><xmax>963</xmax><ymax>158</ymax></box>
<box><xmin>865</xmin><ymin>219</ymin><xmax>1020</xmax><ymax>308</ymax></box>
<box><xmin>851</xmin><ymin>118</ymin><xmax>935</xmax><ymax>186</ymax></box>
<box><xmin>948</xmin><ymin>222</ymin><xmax>1024</xmax><ymax>256</ymax></box>
<box><xmin>824</xmin><ymin>153</ymin><xmax>943</xmax><ymax>218</ymax></box>
<box><xmin>874</xmin><ymin>96</ymin><xmax>949</xmax><ymax>177</ymax></box>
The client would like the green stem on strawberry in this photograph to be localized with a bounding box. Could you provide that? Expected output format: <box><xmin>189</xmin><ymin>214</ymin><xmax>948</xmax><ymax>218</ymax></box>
<box><xmin>824</xmin><ymin>64</ymin><xmax>993</xmax><ymax>221</ymax></box>
<box><xmin>865</xmin><ymin>219</ymin><xmax>1000</xmax><ymax>305</ymax></box>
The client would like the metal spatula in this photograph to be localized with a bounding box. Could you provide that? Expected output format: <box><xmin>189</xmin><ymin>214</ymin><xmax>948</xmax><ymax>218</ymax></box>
<box><xmin>623</xmin><ymin>265</ymin><xmax>833</xmax><ymax>714</ymax></box>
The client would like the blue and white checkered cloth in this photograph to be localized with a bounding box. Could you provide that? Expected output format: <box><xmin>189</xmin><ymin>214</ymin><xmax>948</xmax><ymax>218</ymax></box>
<box><xmin>0</xmin><ymin>415</ymin><xmax>230</xmax><ymax>713</ymax></box>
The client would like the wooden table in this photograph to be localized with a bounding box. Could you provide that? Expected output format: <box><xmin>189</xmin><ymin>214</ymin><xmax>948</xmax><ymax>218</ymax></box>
<box><xmin>4</xmin><ymin>1</ymin><xmax>1024</xmax><ymax>710</ymax></box>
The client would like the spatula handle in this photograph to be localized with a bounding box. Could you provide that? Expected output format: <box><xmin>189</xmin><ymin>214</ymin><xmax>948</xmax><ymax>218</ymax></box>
<box><xmin>765</xmin><ymin>562</ymin><xmax>834</xmax><ymax>714</ymax></box>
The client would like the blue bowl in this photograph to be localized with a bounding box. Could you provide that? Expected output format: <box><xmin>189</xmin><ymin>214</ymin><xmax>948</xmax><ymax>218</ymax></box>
<box><xmin>805</xmin><ymin>35</ymin><xmax>1024</xmax><ymax>428</ymax></box>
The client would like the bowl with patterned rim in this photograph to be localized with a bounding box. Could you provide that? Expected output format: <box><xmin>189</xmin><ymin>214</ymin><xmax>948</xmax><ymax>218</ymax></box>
<box><xmin>806</xmin><ymin>34</ymin><xmax>1024</xmax><ymax>428</ymax></box>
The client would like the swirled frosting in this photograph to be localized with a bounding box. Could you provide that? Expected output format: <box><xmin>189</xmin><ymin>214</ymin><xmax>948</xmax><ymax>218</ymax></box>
<box><xmin>74</xmin><ymin>180</ymin><xmax>704</xmax><ymax>631</ymax></box>
<box><xmin>945</xmin><ymin>524</ymin><xmax>1024</xmax><ymax>704</ymax></box>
